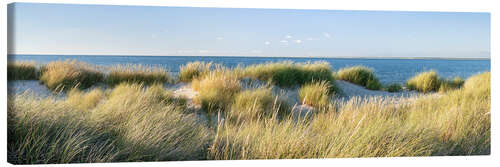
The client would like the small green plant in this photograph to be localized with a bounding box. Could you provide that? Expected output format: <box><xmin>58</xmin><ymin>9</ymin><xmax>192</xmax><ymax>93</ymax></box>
<box><xmin>385</xmin><ymin>83</ymin><xmax>403</xmax><ymax>92</ymax></box>
<box><xmin>336</xmin><ymin>66</ymin><xmax>381</xmax><ymax>90</ymax></box>
<box><xmin>39</xmin><ymin>60</ymin><xmax>104</xmax><ymax>91</ymax></box>
<box><xmin>298</xmin><ymin>81</ymin><xmax>333</xmax><ymax>108</ymax></box>
<box><xmin>7</xmin><ymin>61</ymin><xmax>39</xmax><ymax>80</ymax></box>
<box><xmin>105</xmin><ymin>64</ymin><xmax>171</xmax><ymax>86</ymax></box>
<box><xmin>178</xmin><ymin>61</ymin><xmax>214</xmax><ymax>82</ymax></box>
<box><xmin>406</xmin><ymin>70</ymin><xmax>441</xmax><ymax>93</ymax></box>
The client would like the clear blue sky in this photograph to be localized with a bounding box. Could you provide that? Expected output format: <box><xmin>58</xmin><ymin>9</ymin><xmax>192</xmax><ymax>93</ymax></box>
<box><xmin>8</xmin><ymin>3</ymin><xmax>490</xmax><ymax>58</ymax></box>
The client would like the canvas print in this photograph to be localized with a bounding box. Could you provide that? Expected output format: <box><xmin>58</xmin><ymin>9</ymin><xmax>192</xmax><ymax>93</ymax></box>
<box><xmin>7</xmin><ymin>3</ymin><xmax>490</xmax><ymax>164</ymax></box>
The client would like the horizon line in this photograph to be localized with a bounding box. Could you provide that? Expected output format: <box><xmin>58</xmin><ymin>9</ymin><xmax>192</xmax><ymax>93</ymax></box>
<box><xmin>7</xmin><ymin>53</ymin><xmax>491</xmax><ymax>60</ymax></box>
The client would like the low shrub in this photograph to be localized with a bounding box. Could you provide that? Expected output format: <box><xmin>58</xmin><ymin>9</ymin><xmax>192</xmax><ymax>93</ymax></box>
<box><xmin>106</xmin><ymin>64</ymin><xmax>171</xmax><ymax>86</ymax></box>
<box><xmin>192</xmin><ymin>70</ymin><xmax>242</xmax><ymax>113</ymax></box>
<box><xmin>406</xmin><ymin>70</ymin><xmax>441</xmax><ymax>93</ymax></box>
<box><xmin>336</xmin><ymin>66</ymin><xmax>381</xmax><ymax>90</ymax></box>
<box><xmin>7</xmin><ymin>61</ymin><xmax>39</xmax><ymax>80</ymax></box>
<box><xmin>298</xmin><ymin>81</ymin><xmax>333</xmax><ymax>108</ymax></box>
<box><xmin>385</xmin><ymin>83</ymin><xmax>403</xmax><ymax>92</ymax></box>
<box><xmin>178</xmin><ymin>61</ymin><xmax>214</xmax><ymax>82</ymax></box>
<box><xmin>39</xmin><ymin>60</ymin><xmax>104</xmax><ymax>91</ymax></box>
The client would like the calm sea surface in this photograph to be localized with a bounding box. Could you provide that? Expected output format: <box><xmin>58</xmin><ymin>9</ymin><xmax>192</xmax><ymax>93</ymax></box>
<box><xmin>8</xmin><ymin>54</ymin><xmax>491</xmax><ymax>84</ymax></box>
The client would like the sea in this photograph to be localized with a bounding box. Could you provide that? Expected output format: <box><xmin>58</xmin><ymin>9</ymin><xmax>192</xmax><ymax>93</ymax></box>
<box><xmin>8</xmin><ymin>54</ymin><xmax>491</xmax><ymax>84</ymax></box>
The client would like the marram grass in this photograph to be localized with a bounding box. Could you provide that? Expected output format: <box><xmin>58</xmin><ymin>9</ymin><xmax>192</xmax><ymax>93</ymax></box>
<box><xmin>7</xmin><ymin>61</ymin><xmax>39</xmax><ymax>80</ymax></box>
<box><xmin>406</xmin><ymin>70</ymin><xmax>441</xmax><ymax>93</ymax></box>
<box><xmin>298</xmin><ymin>81</ymin><xmax>333</xmax><ymax>108</ymax></box>
<box><xmin>105</xmin><ymin>64</ymin><xmax>172</xmax><ymax>86</ymax></box>
<box><xmin>8</xmin><ymin>83</ymin><xmax>212</xmax><ymax>164</ymax></box>
<box><xmin>336</xmin><ymin>66</ymin><xmax>382</xmax><ymax>90</ymax></box>
<box><xmin>242</xmin><ymin>61</ymin><xmax>337</xmax><ymax>88</ymax></box>
<box><xmin>209</xmin><ymin>72</ymin><xmax>490</xmax><ymax>159</ymax></box>
<box><xmin>7</xmin><ymin>58</ymin><xmax>491</xmax><ymax>163</ymax></box>
<box><xmin>178</xmin><ymin>61</ymin><xmax>215</xmax><ymax>82</ymax></box>
<box><xmin>192</xmin><ymin>68</ymin><xmax>242</xmax><ymax>113</ymax></box>
<box><xmin>39</xmin><ymin>60</ymin><xmax>104</xmax><ymax>91</ymax></box>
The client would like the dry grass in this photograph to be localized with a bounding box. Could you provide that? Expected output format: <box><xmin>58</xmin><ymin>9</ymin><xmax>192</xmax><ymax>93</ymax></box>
<box><xmin>298</xmin><ymin>81</ymin><xmax>333</xmax><ymax>108</ymax></box>
<box><xmin>406</xmin><ymin>70</ymin><xmax>441</xmax><ymax>93</ymax></box>
<box><xmin>39</xmin><ymin>60</ymin><xmax>104</xmax><ymax>91</ymax></box>
<box><xmin>230</xmin><ymin>88</ymin><xmax>289</xmax><ymax>122</ymax></box>
<box><xmin>209</xmin><ymin>72</ymin><xmax>490</xmax><ymax>159</ymax></box>
<box><xmin>8</xmin><ymin>83</ymin><xmax>212</xmax><ymax>164</ymax></box>
<box><xmin>192</xmin><ymin>69</ymin><xmax>242</xmax><ymax>113</ymax></box>
<box><xmin>105</xmin><ymin>64</ymin><xmax>171</xmax><ymax>86</ymax></box>
<box><xmin>7</xmin><ymin>61</ymin><xmax>39</xmax><ymax>80</ymax></box>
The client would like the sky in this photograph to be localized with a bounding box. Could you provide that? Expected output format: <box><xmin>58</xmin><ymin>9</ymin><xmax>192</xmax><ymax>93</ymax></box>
<box><xmin>7</xmin><ymin>3</ymin><xmax>490</xmax><ymax>58</ymax></box>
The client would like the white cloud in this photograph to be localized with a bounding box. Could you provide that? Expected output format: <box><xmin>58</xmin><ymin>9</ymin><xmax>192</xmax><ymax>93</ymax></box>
<box><xmin>216</xmin><ymin>37</ymin><xmax>224</xmax><ymax>40</ymax></box>
<box><xmin>323</xmin><ymin>33</ymin><xmax>331</xmax><ymax>38</ymax></box>
<box><xmin>285</xmin><ymin>35</ymin><xmax>293</xmax><ymax>39</ymax></box>
<box><xmin>264</xmin><ymin>41</ymin><xmax>271</xmax><ymax>45</ymax></box>
<box><xmin>295</xmin><ymin>40</ymin><xmax>302</xmax><ymax>44</ymax></box>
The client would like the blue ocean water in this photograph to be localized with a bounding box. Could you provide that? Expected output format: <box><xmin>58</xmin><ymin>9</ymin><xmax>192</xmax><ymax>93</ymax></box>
<box><xmin>8</xmin><ymin>54</ymin><xmax>491</xmax><ymax>84</ymax></box>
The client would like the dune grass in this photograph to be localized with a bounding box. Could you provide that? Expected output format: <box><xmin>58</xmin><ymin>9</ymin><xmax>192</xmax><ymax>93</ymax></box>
<box><xmin>406</xmin><ymin>70</ymin><xmax>441</xmax><ymax>93</ymax></box>
<box><xmin>336</xmin><ymin>66</ymin><xmax>382</xmax><ymax>90</ymax></box>
<box><xmin>242</xmin><ymin>61</ymin><xmax>336</xmax><ymax>88</ymax></box>
<box><xmin>439</xmin><ymin>77</ymin><xmax>465</xmax><ymax>93</ymax></box>
<box><xmin>105</xmin><ymin>64</ymin><xmax>172</xmax><ymax>86</ymax></box>
<box><xmin>66</xmin><ymin>88</ymin><xmax>106</xmax><ymax>111</ymax></box>
<box><xmin>7</xmin><ymin>59</ymin><xmax>491</xmax><ymax>163</ymax></box>
<box><xmin>230</xmin><ymin>88</ymin><xmax>290</xmax><ymax>122</ymax></box>
<box><xmin>39</xmin><ymin>60</ymin><xmax>104</xmax><ymax>91</ymax></box>
<box><xmin>8</xmin><ymin>83</ymin><xmax>212</xmax><ymax>164</ymax></box>
<box><xmin>192</xmin><ymin>69</ymin><xmax>242</xmax><ymax>113</ymax></box>
<box><xmin>178</xmin><ymin>61</ymin><xmax>214</xmax><ymax>82</ymax></box>
<box><xmin>209</xmin><ymin>72</ymin><xmax>490</xmax><ymax>159</ymax></box>
<box><xmin>385</xmin><ymin>83</ymin><xmax>403</xmax><ymax>92</ymax></box>
<box><xmin>7</xmin><ymin>61</ymin><xmax>39</xmax><ymax>80</ymax></box>
<box><xmin>298</xmin><ymin>81</ymin><xmax>333</xmax><ymax>108</ymax></box>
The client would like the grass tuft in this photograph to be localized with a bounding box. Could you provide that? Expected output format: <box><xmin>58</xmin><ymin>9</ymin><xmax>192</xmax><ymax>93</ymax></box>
<box><xmin>298</xmin><ymin>81</ymin><xmax>333</xmax><ymax>108</ymax></box>
<box><xmin>406</xmin><ymin>70</ymin><xmax>441</xmax><ymax>93</ymax></box>
<box><xmin>178</xmin><ymin>61</ymin><xmax>214</xmax><ymax>82</ymax></box>
<box><xmin>230</xmin><ymin>88</ymin><xmax>289</xmax><ymax>121</ymax></box>
<box><xmin>385</xmin><ymin>83</ymin><xmax>403</xmax><ymax>92</ymax></box>
<box><xmin>39</xmin><ymin>60</ymin><xmax>104</xmax><ymax>91</ymax></box>
<box><xmin>105</xmin><ymin>64</ymin><xmax>171</xmax><ymax>86</ymax></box>
<box><xmin>336</xmin><ymin>66</ymin><xmax>381</xmax><ymax>90</ymax></box>
<box><xmin>192</xmin><ymin>69</ymin><xmax>242</xmax><ymax>113</ymax></box>
<box><xmin>7</xmin><ymin>61</ymin><xmax>39</xmax><ymax>80</ymax></box>
<box><xmin>243</xmin><ymin>61</ymin><xmax>336</xmax><ymax>88</ymax></box>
